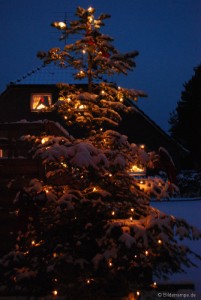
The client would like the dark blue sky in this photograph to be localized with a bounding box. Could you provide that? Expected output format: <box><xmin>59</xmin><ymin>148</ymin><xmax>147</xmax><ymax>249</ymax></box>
<box><xmin>0</xmin><ymin>0</ymin><xmax>201</xmax><ymax>132</ymax></box>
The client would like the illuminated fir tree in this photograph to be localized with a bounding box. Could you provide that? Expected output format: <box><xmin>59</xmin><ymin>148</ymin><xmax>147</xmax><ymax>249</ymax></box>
<box><xmin>0</xmin><ymin>6</ymin><xmax>200</xmax><ymax>299</ymax></box>
<box><xmin>37</xmin><ymin>6</ymin><xmax>146</xmax><ymax>138</ymax></box>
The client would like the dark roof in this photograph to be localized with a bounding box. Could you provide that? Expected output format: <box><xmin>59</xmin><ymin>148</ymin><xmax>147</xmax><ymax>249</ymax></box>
<box><xmin>127</xmin><ymin>99</ymin><xmax>188</xmax><ymax>154</ymax></box>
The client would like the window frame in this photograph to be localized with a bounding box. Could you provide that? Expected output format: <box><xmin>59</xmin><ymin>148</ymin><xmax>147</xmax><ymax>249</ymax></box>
<box><xmin>30</xmin><ymin>93</ymin><xmax>52</xmax><ymax>112</ymax></box>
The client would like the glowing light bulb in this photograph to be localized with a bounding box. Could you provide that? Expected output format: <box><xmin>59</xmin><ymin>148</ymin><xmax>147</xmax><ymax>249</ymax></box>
<box><xmin>88</xmin><ymin>6</ymin><xmax>93</xmax><ymax>12</ymax></box>
<box><xmin>93</xmin><ymin>187</ymin><xmax>97</xmax><ymax>192</ymax></box>
<box><xmin>136</xmin><ymin>291</ymin><xmax>140</xmax><ymax>296</ymax></box>
<box><xmin>78</xmin><ymin>70</ymin><xmax>85</xmax><ymax>77</ymax></box>
<box><xmin>150</xmin><ymin>281</ymin><xmax>157</xmax><ymax>288</ymax></box>
<box><xmin>86</xmin><ymin>279</ymin><xmax>91</xmax><ymax>284</ymax></box>
<box><xmin>158</xmin><ymin>239</ymin><xmax>162</xmax><ymax>244</ymax></box>
<box><xmin>78</xmin><ymin>104</ymin><xmax>86</xmax><ymax>110</ymax></box>
<box><xmin>82</xmin><ymin>49</ymin><xmax>86</xmax><ymax>54</ymax></box>
<box><xmin>111</xmin><ymin>211</ymin><xmax>115</xmax><ymax>216</ymax></box>
<box><xmin>41</xmin><ymin>137</ymin><xmax>49</xmax><ymax>144</ymax></box>
<box><xmin>101</xmin><ymin>90</ymin><xmax>105</xmax><ymax>95</ymax></box>
<box><xmin>52</xmin><ymin>21</ymin><xmax>66</xmax><ymax>30</ymax></box>
<box><xmin>94</xmin><ymin>20</ymin><xmax>100</xmax><ymax>29</ymax></box>
<box><xmin>108</xmin><ymin>259</ymin><xmax>113</xmax><ymax>267</ymax></box>
<box><xmin>31</xmin><ymin>240</ymin><xmax>36</xmax><ymax>246</ymax></box>
<box><xmin>53</xmin><ymin>290</ymin><xmax>58</xmax><ymax>296</ymax></box>
<box><xmin>88</xmin><ymin>16</ymin><xmax>94</xmax><ymax>23</ymax></box>
<box><xmin>145</xmin><ymin>250</ymin><xmax>149</xmax><ymax>256</ymax></box>
<box><xmin>61</xmin><ymin>162</ymin><xmax>67</xmax><ymax>168</ymax></box>
<box><xmin>130</xmin><ymin>216</ymin><xmax>133</xmax><ymax>221</ymax></box>
<box><xmin>130</xmin><ymin>208</ymin><xmax>134</xmax><ymax>213</ymax></box>
<box><xmin>58</xmin><ymin>22</ymin><xmax>66</xmax><ymax>29</ymax></box>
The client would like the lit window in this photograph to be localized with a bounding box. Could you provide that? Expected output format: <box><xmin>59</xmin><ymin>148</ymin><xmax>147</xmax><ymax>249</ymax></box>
<box><xmin>31</xmin><ymin>94</ymin><xmax>52</xmax><ymax>111</ymax></box>
<box><xmin>129</xmin><ymin>164</ymin><xmax>146</xmax><ymax>177</ymax></box>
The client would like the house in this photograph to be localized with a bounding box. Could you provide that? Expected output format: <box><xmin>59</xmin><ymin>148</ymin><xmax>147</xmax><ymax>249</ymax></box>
<box><xmin>0</xmin><ymin>63</ymin><xmax>188</xmax><ymax>179</ymax></box>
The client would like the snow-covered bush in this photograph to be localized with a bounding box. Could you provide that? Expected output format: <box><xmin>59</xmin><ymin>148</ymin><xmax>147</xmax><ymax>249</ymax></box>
<box><xmin>177</xmin><ymin>170</ymin><xmax>201</xmax><ymax>197</ymax></box>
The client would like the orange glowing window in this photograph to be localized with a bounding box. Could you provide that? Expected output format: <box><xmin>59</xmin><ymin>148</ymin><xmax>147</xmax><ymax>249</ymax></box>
<box><xmin>31</xmin><ymin>94</ymin><xmax>52</xmax><ymax>111</ymax></box>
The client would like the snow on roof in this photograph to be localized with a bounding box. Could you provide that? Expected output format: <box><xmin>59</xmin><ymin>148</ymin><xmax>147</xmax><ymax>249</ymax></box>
<box><xmin>10</xmin><ymin>62</ymin><xmax>87</xmax><ymax>85</ymax></box>
<box><xmin>0</xmin><ymin>120</ymin><xmax>70</xmax><ymax>139</ymax></box>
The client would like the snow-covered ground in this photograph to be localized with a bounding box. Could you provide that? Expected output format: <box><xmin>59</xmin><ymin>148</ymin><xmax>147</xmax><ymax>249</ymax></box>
<box><xmin>152</xmin><ymin>199</ymin><xmax>201</xmax><ymax>293</ymax></box>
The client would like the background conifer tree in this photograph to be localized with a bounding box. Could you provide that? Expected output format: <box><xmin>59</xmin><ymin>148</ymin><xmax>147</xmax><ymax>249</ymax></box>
<box><xmin>169</xmin><ymin>64</ymin><xmax>201</xmax><ymax>168</ymax></box>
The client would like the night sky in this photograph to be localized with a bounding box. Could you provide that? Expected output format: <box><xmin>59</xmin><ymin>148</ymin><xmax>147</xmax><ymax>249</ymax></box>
<box><xmin>0</xmin><ymin>0</ymin><xmax>201</xmax><ymax>132</ymax></box>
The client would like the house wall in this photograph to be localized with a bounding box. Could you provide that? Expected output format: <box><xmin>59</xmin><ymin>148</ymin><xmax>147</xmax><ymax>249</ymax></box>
<box><xmin>0</xmin><ymin>84</ymin><xmax>59</xmax><ymax>122</ymax></box>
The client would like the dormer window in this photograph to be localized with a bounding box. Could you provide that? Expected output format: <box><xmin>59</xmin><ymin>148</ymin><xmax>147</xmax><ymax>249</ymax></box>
<box><xmin>31</xmin><ymin>94</ymin><xmax>52</xmax><ymax>111</ymax></box>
